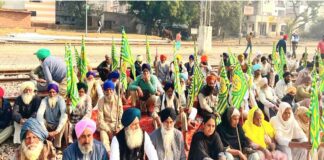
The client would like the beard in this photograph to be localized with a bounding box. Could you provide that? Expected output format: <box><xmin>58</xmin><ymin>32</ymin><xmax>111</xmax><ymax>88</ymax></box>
<box><xmin>22</xmin><ymin>93</ymin><xmax>35</xmax><ymax>105</ymax></box>
<box><xmin>161</xmin><ymin>125</ymin><xmax>174</xmax><ymax>152</ymax></box>
<box><xmin>125</xmin><ymin>126</ymin><xmax>143</xmax><ymax>149</ymax></box>
<box><xmin>21</xmin><ymin>140</ymin><xmax>44</xmax><ymax>160</ymax></box>
<box><xmin>78</xmin><ymin>140</ymin><xmax>93</xmax><ymax>155</ymax></box>
<box><xmin>104</xmin><ymin>94</ymin><xmax>114</xmax><ymax>104</ymax></box>
<box><xmin>48</xmin><ymin>96</ymin><xmax>57</xmax><ymax>108</ymax></box>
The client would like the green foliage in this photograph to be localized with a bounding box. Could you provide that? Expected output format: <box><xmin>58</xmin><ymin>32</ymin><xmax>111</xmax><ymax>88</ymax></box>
<box><xmin>304</xmin><ymin>18</ymin><xmax>324</xmax><ymax>39</ymax></box>
<box><xmin>211</xmin><ymin>1</ymin><xmax>242</xmax><ymax>36</ymax></box>
<box><xmin>128</xmin><ymin>1</ymin><xmax>199</xmax><ymax>34</ymax></box>
<box><xmin>0</xmin><ymin>0</ymin><xmax>5</xmax><ymax>8</ymax></box>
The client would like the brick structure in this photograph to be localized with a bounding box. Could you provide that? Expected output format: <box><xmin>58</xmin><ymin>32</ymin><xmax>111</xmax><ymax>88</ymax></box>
<box><xmin>0</xmin><ymin>9</ymin><xmax>31</xmax><ymax>28</ymax></box>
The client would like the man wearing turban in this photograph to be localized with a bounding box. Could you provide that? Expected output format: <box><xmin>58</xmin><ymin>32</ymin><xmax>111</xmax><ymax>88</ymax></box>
<box><xmin>154</xmin><ymin>54</ymin><xmax>170</xmax><ymax>84</ymax></box>
<box><xmin>200</xmin><ymin>54</ymin><xmax>212</xmax><ymax>77</ymax></box>
<box><xmin>63</xmin><ymin>118</ymin><xmax>108</xmax><ymax>159</ymax></box>
<box><xmin>129</xmin><ymin>63</ymin><xmax>160</xmax><ymax>114</ymax></box>
<box><xmin>16</xmin><ymin>118</ymin><xmax>56</xmax><ymax>160</ymax></box>
<box><xmin>110</xmin><ymin>108</ymin><xmax>158</xmax><ymax>160</ymax></box>
<box><xmin>0</xmin><ymin>87</ymin><xmax>14</xmax><ymax>145</ymax></box>
<box><xmin>13</xmin><ymin>81</ymin><xmax>42</xmax><ymax>144</ymax></box>
<box><xmin>97</xmin><ymin>54</ymin><xmax>112</xmax><ymax>81</ymax></box>
<box><xmin>131</xmin><ymin>55</ymin><xmax>144</xmax><ymax>79</ymax></box>
<box><xmin>198</xmin><ymin>74</ymin><xmax>219</xmax><ymax>119</ymax></box>
<box><xmin>34</xmin><ymin>48</ymin><xmax>67</xmax><ymax>97</ymax></box>
<box><xmin>257</xmin><ymin>78</ymin><xmax>280</xmax><ymax>119</ymax></box>
<box><xmin>184</xmin><ymin>55</ymin><xmax>194</xmax><ymax>77</ymax></box>
<box><xmin>66</xmin><ymin>82</ymin><xmax>92</xmax><ymax>143</ymax></box>
<box><xmin>97</xmin><ymin>81</ymin><xmax>123</xmax><ymax>153</ymax></box>
<box><xmin>150</xmin><ymin>108</ymin><xmax>186</xmax><ymax>160</ymax></box>
<box><xmin>85</xmin><ymin>71</ymin><xmax>104</xmax><ymax>108</ymax></box>
<box><xmin>37</xmin><ymin>83</ymin><xmax>68</xmax><ymax>150</ymax></box>
<box><xmin>275</xmin><ymin>72</ymin><xmax>293</xmax><ymax>99</ymax></box>
<box><xmin>108</xmin><ymin>71</ymin><xmax>127</xmax><ymax>104</ymax></box>
<box><xmin>170</xmin><ymin>55</ymin><xmax>188</xmax><ymax>80</ymax></box>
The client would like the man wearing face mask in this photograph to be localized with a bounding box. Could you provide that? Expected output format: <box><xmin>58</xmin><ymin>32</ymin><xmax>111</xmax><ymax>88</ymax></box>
<box><xmin>198</xmin><ymin>74</ymin><xmax>219</xmax><ymax>119</ymax></box>
<box><xmin>275</xmin><ymin>72</ymin><xmax>293</xmax><ymax>99</ymax></box>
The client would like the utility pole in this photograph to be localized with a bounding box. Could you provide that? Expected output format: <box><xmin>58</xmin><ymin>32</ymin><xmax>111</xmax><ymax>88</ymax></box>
<box><xmin>239</xmin><ymin>1</ymin><xmax>243</xmax><ymax>45</ymax></box>
<box><xmin>85</xmin><ymin>0</ymin><xmax>88</xmax><ymax>36</ymax></box>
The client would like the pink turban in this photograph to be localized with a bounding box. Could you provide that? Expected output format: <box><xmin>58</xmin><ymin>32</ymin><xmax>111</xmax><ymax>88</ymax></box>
<box><xmin>75</xmin><ymin>119</ymin><xmax>96</xmax><ymax>139</ymax></box>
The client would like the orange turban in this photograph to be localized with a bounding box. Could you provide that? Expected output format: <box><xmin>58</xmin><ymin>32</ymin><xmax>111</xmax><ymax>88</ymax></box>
<box><xmin>201</xmin><ymin>55</ymin><xmax>208</xmax><ymax>62</ymax></box>
<box><xmin>160</xmin><ymin>54</ymin><xmax>167</xmax><ymax>61</ymax></box>
<box><xmin>206</xmin><ymin>75</ymin><xmax>217</xmax><ymax>83</ymax></box>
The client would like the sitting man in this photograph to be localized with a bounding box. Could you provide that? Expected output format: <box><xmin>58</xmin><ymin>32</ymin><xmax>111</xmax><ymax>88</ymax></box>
<box><xmin>275</xmin><ymin>72</ymin><xmax>293</xmax><ymax>99</ymax></box>
<box><xmin>0</xmin><ymin>87</ymin><xmax>14</xmax><ymax>144</ymax></box>
<box><xmin>97</xmin><ymin>54</ymin><xmax>112</xmax><ymax>82</ymax></box>
<box><xmin>63</xmin><ymin>119</ymin><xmax>108</xmax><ymax>159</ymax></box>
<box><xmin>85</xmin><ymin>71</ymin><xmax>104</xmax><ymax>109</ymax></box>
<box><xmin>37</xmin><ymin>83</ymin><xmax>68</xmax><ymax>150</ymax></box>
<box><xmin>108</xmin><ymin>71</ymin><xmax>128</xmax><ymax>104</ymax></box>
<box><xmin>150</xmin><ymin>108</ymin><xmax>186</xmax><ymax>160</ymax></box>
<box><xmin>13</xmin><ymin>81</ymin><xmax>42</xmax><ymax>144</ymax></box>
<box><xmin>98</xmin><ymin>80</ymin><xmax>123</xmax><ymax>153</ymax></box>
<box><xmin>66</xmin><ymin>82</ymin><xmax>92</xmax><ymax>143</ymax></box>
<box><xmin>110</xmin><ymin>108</ymin><xmax>158</xmax><ymax>160</ymax></box>
<box><xmin>129</xmin><ymin>64</ymin><xmax>159</xmax><ymax>114</ymax></box>
<box><xmin>198</xmin><ymin>74</ymin><xmax>219</xmax><ymax>119</ymax></box>
<box><xmin>16</xmin><ymin>118</ymin><xmax>56</xmax><ymax>160</ymax></box>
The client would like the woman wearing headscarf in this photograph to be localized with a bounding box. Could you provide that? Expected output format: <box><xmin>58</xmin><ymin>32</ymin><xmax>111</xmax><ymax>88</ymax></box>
<box><xmin>188</xmin><ymin>114</ymin><xmax>227</xmax><ymax>160</ymax></box>
<box><xmin>243</xmin><ymin>106</ymin><xmax>287</xmax><ymax>160</ymax></box>
<box><xmin>270</xmin><ymin>102</ymin><xmax>311</xmax><ymax>160</ymax></box>
<box><xmin>217</xmin><ymin>107</ymin><xmax>259</xmax><ymax>160</ymax></box>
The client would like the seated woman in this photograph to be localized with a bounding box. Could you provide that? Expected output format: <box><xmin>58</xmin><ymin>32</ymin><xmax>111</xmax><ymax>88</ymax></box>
<box><xmin>217</xmin><ymin>107</ymin><xmax>259</xmax><ymax>160</ymax></box>
<box><xmin>270</xmin><ymin>102</ymin><xmax>311</xmax><ymax>160</ymax></box>
<box><xmin>188</xmin><ymin>114</ymin><xmax>227</xmax><ymax>160</ymax></box>
<box><xmin>243</xmin><ymin>106</ymin><xmax>287</xmax><ymax>160</ymax></box>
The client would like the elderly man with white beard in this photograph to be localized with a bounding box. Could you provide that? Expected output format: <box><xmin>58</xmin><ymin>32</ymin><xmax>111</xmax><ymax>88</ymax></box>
<box><xmin>15</xmin><ymin>118</ymin><xmax>56</xmax><ymax>160</ymax></box>
<box><xmin>110</xmin><ymin>108</ymin><xmax>158</xmax><ymax>160</ymax></box>
<box><xmin>63</xmin><ymin>118</ymin><xmax>108</xmax><ymax>160</ymax></box>
<box><xmin>66</xmin><ymin>82</ymin><xmax>92</xmax><ymax>143</ymax></box>
<box><xmin>13</xmin><ymin>81</ymin><xmax>42</xmax><ymax>144</ymax></box>
<box><xmin>37</xmin><ymin>83</ymin><xmax>68</xmax><ymax>151</ymax></box>
<box><xmin>85</xmin><ymin>71</ymin><xmax>104</xmax><ymax>109</ymax></box>
<box><xmin>150</xmin><ymin>108</ymin><xmax>186</xmax><ymax>160</ymax></box>
<box><xmin>98</xmin><ymin>80</ymin><xmax>123</xmax><ymax>153</ymax></box>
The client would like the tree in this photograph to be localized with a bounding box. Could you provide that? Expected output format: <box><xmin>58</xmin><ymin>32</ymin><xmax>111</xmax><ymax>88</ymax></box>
<box><xmin>304</xmin><ymin>18</ymin><xmax>324</xmax><ymax>39</ymax></box>
<box><xmin>127</xmin><ymin>1</ymin><xmax>199</xmax><ymax>34</ymax></box>
<box><xmin>285</xmin><ymin>0</ymin><xmax>322</xmax><ymax>35</ymax></box>
<box><xmin>210</xmin><ymin>1</ymin><xmax>242</xmax><ymax>36</ymax></box>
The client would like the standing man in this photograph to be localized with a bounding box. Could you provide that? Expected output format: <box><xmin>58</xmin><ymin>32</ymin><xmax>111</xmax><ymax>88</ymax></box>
<box><xmin>97</xmin><ymin>55</ymin><xmax>112</xmax><ymax>82</ymax></box>
<box><xmin>276</xmin><ymin>34</ymin><xmax>288</xmax><ymax>55</ymax></box>
<box><xmin>37</xmin><ymin>83</ymin><xmax>68</xmax><ymax>150</ymax></box>
<box><xmin>291</xmin><ymin>33</ymin><xmax>299</xmax><ymax>58</ymax></box>
<box><xmin>317</xmin><ymin>35</ymin><xmax>324</xmax><ymax>59</ymax></box>
<box><xmin>97</xmin><ymin>20</ymin><xmax>102</xmax><ymax>33</ymax></box>
<box><xmin>110</xmin><ymin>108</ymin><xmax>158</xmax><ymax>160</ymax></box>
<box><xmin>34</xmin><ymin>48</ymin><xmax>67</xmax><ymax>96</ymax></box>
<box><xmin>63</xmin><ymin>119</ymin><xmax>108</xmax><ymax>160</ymax></box>
<box><xmin>244</xmin><ymin>32</ymin><xmax>253</xmax><ymax>54</ymax></box>
<box><xmin>155</xmin><ymin>54</ymin><xmax>170</xmax><ymax>84</ymax></box>
<box><xmin>12</xmin><ymin>81</ymin><xmax>41</xmax><ymax>144</ymax></box>
<box><xmin>150</xmin><ymin>108</ymin><xmax>186</xmax><ymax>160</ymax></box>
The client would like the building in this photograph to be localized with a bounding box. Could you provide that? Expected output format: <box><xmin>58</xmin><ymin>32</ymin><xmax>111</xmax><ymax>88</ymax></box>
<box><xmin>245</xmin><ymin>0</ymin><xmax>287</xmax><ymax>37</ymax></box>
<box><xmin>1</xmin><ymin>0</ymin><xmax>56</xmax><ymax>27</ymax></box>
<box><xmin>0</xmin><ymin>9</ymin><xmax>31</xmax><ymax>28</ymax></box>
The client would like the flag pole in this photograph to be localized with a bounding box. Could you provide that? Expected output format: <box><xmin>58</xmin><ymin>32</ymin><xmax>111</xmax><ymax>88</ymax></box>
<box><xmin>116</xmin><ymin>35</ymin><xmax>123</xmax><ymax>132</ymax></box>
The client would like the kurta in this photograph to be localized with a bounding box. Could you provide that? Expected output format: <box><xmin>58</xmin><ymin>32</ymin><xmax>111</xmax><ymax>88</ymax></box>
<box><xmin>110</xmin><ymin>129</ymin><xmax>158</xmax><ymax>160</ymax></box>
<box><xmin>97</xmin><ymin>96</ymin><xmax>123</xmax><ymax>132</ymax></box>
<box><xmin>13</xmin><ymin>95</ymin><xmax>42</xmax><ymax>123</ymax></box>
<box><xmin>274</xmin><ymin>79</ymin><xmax>292</xmax><ymax>99</ymax></box>
<box><xmin>149</xmin><ymin>128</ymin><xmax>186</xmax><ymax>160</ymax></box>
<box><xmin>63</xmin><ymin>139</ymin><xmax>109</xmax><ymax>160</ymax></box>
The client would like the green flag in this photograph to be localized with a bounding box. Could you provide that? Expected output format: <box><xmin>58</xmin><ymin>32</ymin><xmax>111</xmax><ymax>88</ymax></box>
<box><xmin>230</xmin><ymin>54</ymin><xmax>248</xmax><ymax>109</ymax></box>
<box><xmin>111</xmin><ymin>38</ymin><xmax>119</xmax><ymax>71</ymax></box>
<box><xmin>146</xmin><ymin>36</ymin><xmax>152</xmax><ymax>67</ymax></box>
<box><xmin>79</xmin><ymin>36</ymin><xmax>89</xmax><ymax>81</ymax></box>
<box><xmin>120</xmin><ymin>62</ymin><xmax>128</xmax><ymax>91</ymax></box>
<box><xmin>216</xmin><ymin>62</ymin><xmax>230</xmax><ymax>115</ymax></box>
<box><xmin>187</xmin><ymin>43</ymin><xmax>205</xmax><ymax>109</ymax></box>
<box><xmin>278</xmin><ymin>47</ymin><xmax>287</xmax><ymax>79</ymax></box>
<box><xmin>173</xmin><ymin>43</ymin><xmax>182</xmax><ymax>94</ymax></box>
<box><xmin>309</xmin><ymin>68</ymin><xmax>321</xmax><ymax>154</ymax></box>
<box><xmin>272</xmin><ymin>42</ymin><xmax>281</xmax><ymax>78</ymax></box>
<box><xmin>65</xmin><ymin>44</ymin><xmax>80</xmax><ymax>109</ymax></box>
<box><xmin>121</xmin><ymin>27</ymin><xmax>136</xmax><ymax>80</ymax></box>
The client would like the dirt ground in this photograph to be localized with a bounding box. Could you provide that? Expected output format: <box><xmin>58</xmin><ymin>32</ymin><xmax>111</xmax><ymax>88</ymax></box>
<box><xmin>0</xmin><ymin>41</ymin><xmax>319</xmax><ymax>70</ymax></box>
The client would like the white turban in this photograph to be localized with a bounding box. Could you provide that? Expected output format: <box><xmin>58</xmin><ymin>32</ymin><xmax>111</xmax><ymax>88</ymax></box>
<box><xmin>20</xmin><ymin>81</ymin><xmax>35</xmax><ymax>93</ymax></box>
